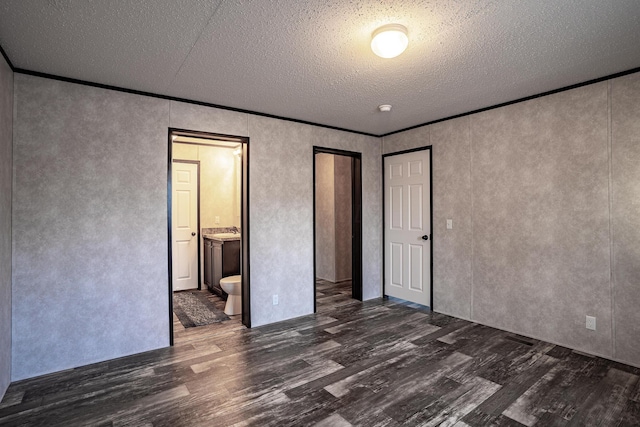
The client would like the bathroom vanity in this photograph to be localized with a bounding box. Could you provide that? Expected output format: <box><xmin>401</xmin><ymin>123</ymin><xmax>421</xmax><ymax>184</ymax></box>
<box><xmin>203</xmin><ymin>233</ymin><xmax>240</xmax><ymax>297</ymax></box>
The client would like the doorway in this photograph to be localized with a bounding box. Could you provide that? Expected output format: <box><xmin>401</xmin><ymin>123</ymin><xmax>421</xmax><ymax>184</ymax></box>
<box><xmin>383</xmin><ymin>147</ymin><xmax>433</xmax><ymax>307</ymax></box>
<box><xmin>168</xmin><ymin>129</ymin><xmax>251</xmax><ymax>345</ymax></box>
<box><xmin>313</xmin><ymin>147</ymin><xmax>362</xmax><ymax>312</ymax></box>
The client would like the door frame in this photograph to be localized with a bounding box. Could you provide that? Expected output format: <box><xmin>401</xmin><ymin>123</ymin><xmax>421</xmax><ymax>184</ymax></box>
<box><xmin>171</xmin><ymin>159</ymin><xmax>201</xmax><ymax>290</ymax></box>
<box><xmin>312</xmin><ymin>146</ymin><xmax>363</xmax><ymax>310</ymax></box>
<box><xmin>168</xmin><ymin>128</ymin><xmax>251</xmax><ymax>346</ymax></box>
<box><xmin>382</xmin><ymin>146</ymin><xmax>434</xmax><ymax>308</ymax></box>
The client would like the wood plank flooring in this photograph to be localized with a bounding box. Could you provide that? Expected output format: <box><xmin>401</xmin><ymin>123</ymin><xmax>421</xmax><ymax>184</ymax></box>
<box><xmin>1</xmin><ymin>280</ymin><xmax>639</xmax><ymax>426</ymax></box>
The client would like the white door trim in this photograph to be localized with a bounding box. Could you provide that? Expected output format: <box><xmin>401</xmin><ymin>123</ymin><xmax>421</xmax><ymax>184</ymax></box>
<box><xmin>383</xmin><ymin>146</ymin><xmax>433</xmax><ymax>307</ymax></box>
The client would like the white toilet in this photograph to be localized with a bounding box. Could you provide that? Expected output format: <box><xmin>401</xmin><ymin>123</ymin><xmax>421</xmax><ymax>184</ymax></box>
<box><xmin>220</xmin><ymin>275</ymin><xmax>242</xmax><ymax>315</ymax></box>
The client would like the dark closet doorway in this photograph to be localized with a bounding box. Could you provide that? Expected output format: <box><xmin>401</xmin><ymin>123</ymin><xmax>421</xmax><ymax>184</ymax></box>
<box><xmin>313</xmin><ymin>147</ymin><xmax>362</xmax><ymax>311</ymax></box>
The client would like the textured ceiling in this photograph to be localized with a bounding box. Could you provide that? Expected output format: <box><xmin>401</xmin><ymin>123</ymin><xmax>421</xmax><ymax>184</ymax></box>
<box><xmin>1</xmin><ymin>0</ymin><xmax>639</xmax><ymax>135</ymax></box>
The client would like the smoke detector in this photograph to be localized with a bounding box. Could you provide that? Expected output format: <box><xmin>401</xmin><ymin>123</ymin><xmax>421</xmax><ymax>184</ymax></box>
<box><xmin>378</xmin><ymin>104</ymin><xmax>392</xmax><ymax>112</ymax></box>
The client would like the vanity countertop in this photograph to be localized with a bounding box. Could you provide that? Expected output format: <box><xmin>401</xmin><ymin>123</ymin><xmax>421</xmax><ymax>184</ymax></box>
<box><xmin>203</xmin><ymin>233</ymin><xmax>241</xmax><ymax>242</ymax></box>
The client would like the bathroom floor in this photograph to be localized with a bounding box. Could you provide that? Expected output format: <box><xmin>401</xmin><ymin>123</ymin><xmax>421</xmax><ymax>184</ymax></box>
<box><xmin>2</xmin><ymin>280</ymin><xmax>639</xmax><ymax>426</ymax></box>
<box><xmin>172</xmin><ymin>288</ymin><xmax>243</xmax><ymax>342</ymax></box>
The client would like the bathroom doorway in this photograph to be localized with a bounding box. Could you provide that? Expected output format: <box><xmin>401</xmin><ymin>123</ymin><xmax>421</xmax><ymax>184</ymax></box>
<box><xmin>313</xmin><ymin>147</ymin><xmax>362</xmax><ymax>312</ymax></box>
<box><xmin>168</xmin><ymin>129</ymin><xmax>250</xmax><ymax>345</ymax></box>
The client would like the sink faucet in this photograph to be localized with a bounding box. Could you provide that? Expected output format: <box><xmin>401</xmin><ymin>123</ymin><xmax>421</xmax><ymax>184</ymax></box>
<box><xmin>230</xmin><ymin>226</ymin><xmax>239</xmax><ymax>234</ymax></box>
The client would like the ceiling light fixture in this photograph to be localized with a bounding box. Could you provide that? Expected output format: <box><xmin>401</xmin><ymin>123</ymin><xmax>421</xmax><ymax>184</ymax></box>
<box><xmin>371</xmin><ymin>24</ymin><xmax>408</xmax><ymax>58</ymax></box>
<box><xmin>378</xmin><ymin>104</ymin><xmax>392</xmax><ymax>112</ymax></box>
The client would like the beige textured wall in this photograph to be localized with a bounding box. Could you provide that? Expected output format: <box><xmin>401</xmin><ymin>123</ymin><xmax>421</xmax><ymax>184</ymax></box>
<box><xmin>383</xmin><ymin>72</ymin><xmax>640</xmax><ymax>367</ymax></box>
<box><xmin>173</xmin><ymin>143</ymin><xmax>240</xmax><ymax>228</ymax></box>
<box><xmin>13</xmin><ymin>75</ymin><xmax>170</xmax><ymax>380</ymax></box>
<box><xmin>249</xmin><ymin>116</ymin><xmax>381</xmax><ymax>326</ymax></box>
<box><xmin>315</xmin><ymin>154</ymin><xmax>352</xmax><ymax>283</ymax></box>
<box><xmin>199</xmin><ymin>145</ymin><xmax>239</xmax><ymax>228</ymax></box>
<box><xmin>172</xmin><ymin>142</ymin><xmax>198</xmax><ymax>160</ymax></box>
<box><xmin>315</xmin><ymin>153</ymin><xmax>336</xmax><ymax>281</ymax></box>
<box><xmin>0</xmin><ymin>53</ymin><xmax>13</xmax><ymax>400</ymax></box>
<box><xmin>610</xmin><ymin>73</ymin><xmax>640</xmax><ymax>366</ymax></box>
<box><xmin>334</xmin><ymin>155</ymin><xmax>352</xmax><ymax>282</ymax></box>
<box><xmin>381</xmin><ymin>118</ymin><xmax>473</xmax><ymax>319</ymax></box>
<box><xmin>11</xmin><ymin>76</ymin><xmax>381</xmax><ymax>379</ymax></box>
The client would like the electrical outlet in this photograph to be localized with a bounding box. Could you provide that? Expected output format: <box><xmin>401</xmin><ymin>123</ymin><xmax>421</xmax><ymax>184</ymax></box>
<box><xmin>446</xmin><ymin>219</ymin><xmax>453</xmax><ymax>229</ymax></box>
<box><xmin>215</xmin><ymin>216</ymin><xmax>220</xmax><ymax>224</ymax></box>
<box><xmin>273</xmin><ymin>295</ymin><xmax>279</xmax><ymax>306</ymax></box>
<box><xmin>586</xmin><ymin>315</ymin><xmax>596</xmax><ymax>331</ymax></box>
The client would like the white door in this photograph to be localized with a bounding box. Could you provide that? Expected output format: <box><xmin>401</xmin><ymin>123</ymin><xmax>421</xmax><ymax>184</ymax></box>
<box><xmin>172</xmin><ymin>162</ymin><xmax>199</xmax><ymax>291</ymax></box>
<box><xmin>384</xmin><ymin>149</ymin><xmax>431</xmax><ymax>306</ymax></box>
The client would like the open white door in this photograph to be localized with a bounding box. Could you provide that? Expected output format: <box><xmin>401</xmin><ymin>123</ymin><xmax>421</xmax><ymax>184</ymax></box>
<box><xmin>384</xmin><ymin>149</ymin><xmax>431</xmax><ymax>306</ymax></box>
<box><xmin>172</xmin><ymin>161</ymin><xmax>199</xmax><ymax>291</ymax></box>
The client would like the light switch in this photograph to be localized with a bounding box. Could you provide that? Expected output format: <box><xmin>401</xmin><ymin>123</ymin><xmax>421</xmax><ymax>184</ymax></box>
<box><xmin>446</xmin><ymin>219</ymin><xmax>453</xmax><ymax>229</ymax></box>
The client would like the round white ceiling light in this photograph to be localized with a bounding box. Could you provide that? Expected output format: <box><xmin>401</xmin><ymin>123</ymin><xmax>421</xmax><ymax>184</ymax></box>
<box><xmin>378</xmin><ymin>104</ymin><xmax>392</xmax><ymax>112</ymax></box>
<box><xmin>371</xmin><ymin>24</ymin><xmax>408</xmax><ymax>59</ymax></box>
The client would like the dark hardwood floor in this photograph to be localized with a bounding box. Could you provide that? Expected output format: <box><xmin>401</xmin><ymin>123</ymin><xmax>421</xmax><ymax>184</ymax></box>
<box><xmin>1</xmin><ymin>280</ymin><xmax>639</xmax><ymax>426</ymax></box>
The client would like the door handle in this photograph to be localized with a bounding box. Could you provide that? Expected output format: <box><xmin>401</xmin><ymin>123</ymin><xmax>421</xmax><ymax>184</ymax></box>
<box><xmin>191</xmin><ymin>232</ymin><xmax>196</xmax><ymax>236</ymax></box>
<box><xmin>421</xmin><ymin>235</ymin><xmax>429</xmax><ymax>240</ymax></box>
